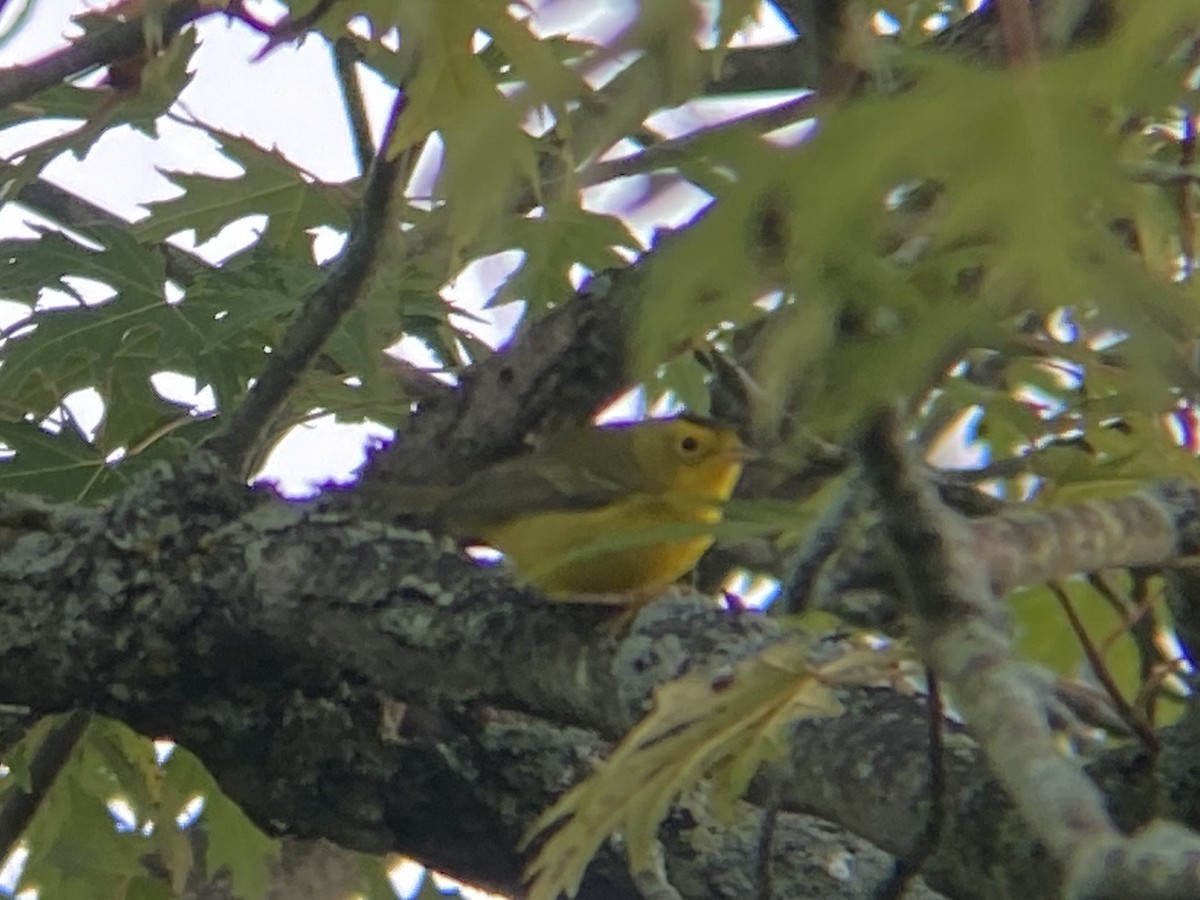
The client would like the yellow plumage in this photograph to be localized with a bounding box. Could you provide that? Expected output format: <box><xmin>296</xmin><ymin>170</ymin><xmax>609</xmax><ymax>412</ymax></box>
<box><xmin>437</xmin><ymin>417</ymin><xmax>747</xmax><ymax>596</ymax></box>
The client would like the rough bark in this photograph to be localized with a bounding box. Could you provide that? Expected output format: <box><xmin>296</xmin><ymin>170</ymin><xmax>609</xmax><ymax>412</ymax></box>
<box><xmin>1</xmin><ymin>449</ymin><xmax>1193</xmax><ymax>900</ymax></box>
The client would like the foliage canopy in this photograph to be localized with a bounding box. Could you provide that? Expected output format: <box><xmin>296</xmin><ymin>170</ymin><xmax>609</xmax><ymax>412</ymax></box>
<box><xmin>2</xmin><ymin>1</ymin><xmax>1200</xmax><ymax>898</ymax></box>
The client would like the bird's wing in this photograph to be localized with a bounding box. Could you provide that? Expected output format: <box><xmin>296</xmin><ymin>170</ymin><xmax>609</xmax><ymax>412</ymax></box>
<box><xmin>436</xmin><ymin>454</ymin><xmax>628</xmax><ymax>535</ymax></box>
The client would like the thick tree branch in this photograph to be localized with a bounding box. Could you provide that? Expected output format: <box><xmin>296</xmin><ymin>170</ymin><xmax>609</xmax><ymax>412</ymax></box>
<box><xmin>4</xmin><ymin>454</ymin><xmax>1200</xmax><ymax>897</ymax></box>
<box><xmin>784</xmin><ymin>469</ymin><xmax>1197</xmax><ymax>631</ymax></box>
<box><xmin>0</xmin><ymin>456</ymin><xmax>941</xmax><ymax>898</ymax></box>
<box><xmin>859</xmin><ymin>408</ymin><xmax>1200</xmax><ymax>900</ymax></box>
<box><xmin>974</xmin><ymin>485</ymin><xmax>1186</xmax><ymax>596</ymax></box>
<box><xmin>0</xmin><ymin>0</ymin><xmax>211</xmax><ymax>111</ymax></box>
<box><xmin>349</xmin><ymin>266</ymin><xmax>638</xmax><ymax>494</ymax></box>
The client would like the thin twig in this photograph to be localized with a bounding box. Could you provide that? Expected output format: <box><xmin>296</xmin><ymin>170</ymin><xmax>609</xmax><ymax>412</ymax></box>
<box><xmin>126</xmin><ymin>411</ymin><xmax>212</xmax><ymax>458</ymax></box>
<box><xmin>1125</xmin><ymin>571</ymin><xmax>1170</xmax><ymax>724</ymax></box>
<box><xmin>225</xmin><ymin>0</ymin><xmax>341</xmax><ymax>60</ymax></box>
<box><xmin>934</xmin><ymin>456</ymin><xmax>1031</xmax><ymax>484</ymax></box>
<box><xmin>754</xmin><ymin>797</ymin><xmax>779</xmax><ymax>900</ymax></box>
<box><xmin>996</xmin><ymin>0</ymin><xmax>1039</xmax><ymax>67</ymax></box>
<box><xmin>1089</xmin><ymin>571</ymin><xmax>1159</xmax><ymax>689</ymax></box>
<box><xmin>855</xmin><ymin>408</ymin><xmax>1200</xmax><ymax>899</ymax></box>
<box><xmin>1047</xmin><ymin>581</ymin><xmax>1158</xmax><ymax>752</ymax></box>
<box><xmin>204</xmin><ymin>94</ymin><xmax>409</xmax><ymax>477</ymax></box>
<box><xmin>4</xmin><ymin>165</ymin><xmax>209</xmax><ymax>284</ymax></box>
<box><xmin>775</xmin><ymin>476</ymin><xmax>862</xmax><ymax>615</ymax></box>
<box><xmin>333</xmin><ymin>37</ymin><xmax>374</xmax><ymax>175</ymax></box>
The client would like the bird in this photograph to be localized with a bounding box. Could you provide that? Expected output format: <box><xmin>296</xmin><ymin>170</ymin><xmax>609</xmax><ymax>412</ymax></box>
<box><xmin>435</xmin><ymin>416</ymin><xmax>749</xmax><ymax>597</ymax></box>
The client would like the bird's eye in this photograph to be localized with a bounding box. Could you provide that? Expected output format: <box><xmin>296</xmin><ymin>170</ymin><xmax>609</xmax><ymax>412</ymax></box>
<box><xmin>680</xmin><ymin>435</ymin><xmax>700</xmax><ymax>453</ymax></box>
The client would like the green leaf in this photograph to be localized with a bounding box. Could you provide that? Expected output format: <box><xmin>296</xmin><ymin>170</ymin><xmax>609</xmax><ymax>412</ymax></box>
<box><xmin>473</xmin><ymin>3</ymin><xmax>593</xmax><ymax>108</ymax></box>
<box><xmin>390</xmin><ymin>5</ymin><xmax>540</xmax><ymax>260</ymax></box>
<box><xmin>928</xmin><ymin>376</ymin><xmax>1047</xmax><ymax>458</ymax></box>
<box><xmin>713</xmin><ymin>18</ymin><xmax>1200</xmax><ymax>441</ymax></box>
<box><xmin>1032</xmin><ymin>423</ymin><xmax>1200</xmax><ymax>503</ymax></box>
<box><xmin>521</xmin><ymin>640</ymin><xmax>882</xmax><ymax>900</ymax></box>
<box><xmin>161</xmin><ymin>745</ymin><xmax>277</xmax><ymax>899</ymax></box>
<box><xmin>633</xmin><ymin>132</ymin><xmax>795</xmax><ymax>379</ymax></box>
<box><xmin>0</xmin><ymin>80</ymin><xmax>97</xmax><ymax>131</ymax></box>
<box><xmin>159</xmin><ymin>742</ymin><xmax>215</xmax><ymax>805</ymax></box>
<box><xmin>653</xmin><ymin>353</ymin><xmax>712</xmax><ymax>417</ymax></box>
<box><xmin>713</xmin><ymin>0</ymin><xmax>761</xmax><ymax>54</ymax></box>
<box><xmin>490</xmin><ymin>201</ymin><xmax>633</xmax><ymax>310</ymax></box>
<box><xmin>20</xmin><ymin>770</ymin><xmax>143</xmax><ymax>892</ymax></box>
<box><xmin>1</xmin><ymin>714</ymin><xmax>71</xmax><ymax>795</ymax></box>
<box><xmin>135</xmin><ymin>130</ymin><xmax>354</xmax><ymax>256</ymax></box>
<box><xmin>1085</xmin><ymin>0</ymin><xmax>1200</xmax><ymax>105</ymax></box>
<box><xmin>152</xmin><ymin>822</ymin><xmax>196</xmax><ymax>897</ymax></box>
<box><xmin>123</xmin><ymin>877</ymin><xmax>176</xmax><ymax>900</ymax></box>
<box><xmin>0</xmin><ymin>419</ymin><xmax>125</xmax><ymax>502</ymax></box>
<box><xmin>1011</xmin><ymin>576</ymin><xmax>1147</xmax><ymax>704</ymax></box>
<box><xmin>358</xmin><ymin>855</ymin><xmax>408</xmax><ymax>899</ymax></box>
<box><xmin>79</xmin><ymin>720</ymin><xmax>162</xmax><ymax>823</ymax></box>
<box><xmin>203</xmin><ymin>789</ymin><xmax>277</xmax><ymax>900</ymax></box>
<box><xmin>0</xmin><ymin>262</ymin><xmax>204</xmax><ymax>462</ymax></box>
<box><xmin>0</xmin><ymin>227</ymin><xmax>334</xmax><ymax>486</ymax></box>
<box><xmin>0</xmin><ymin>228</ymin><xmax>168</xmax><ymax>422</ymax></box>
<box><xmin>112</xmin><ymin>26</ymin><xmax>200</xmax><ymax>137</ymax></box>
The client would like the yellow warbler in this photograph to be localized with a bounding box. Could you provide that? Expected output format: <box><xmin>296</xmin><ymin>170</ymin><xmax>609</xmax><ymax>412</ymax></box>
<box><xmin>437</xmin><ymin>417</ymin><xmax>748</xmax><ymax>595</ymax></box>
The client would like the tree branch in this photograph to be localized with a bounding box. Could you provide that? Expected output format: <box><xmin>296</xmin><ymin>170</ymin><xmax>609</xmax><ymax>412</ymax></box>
<box><xmin>349</xmin><ymin>265</ymin><xmax>638</xmax><ymax>495</ymax></box>
<box><xmin>3</xmin><ymin>164</ymin><xmax>211</xmax><ymax>284</ymax></box>
<box><xmin>5</xmin><ymin>454</ymin><xmax>1200</xmax><ymax>897</ymax></box>
<box><xmin>332</xmin><ymin>37</ymin><xmax>374</xmax><ymax>176</ymax></box>
<box><xmin>204</xmin><ymin>96</ymin><xmax>407</xmax><ymax>477</ymax></box>
<box><xmin>0</xmin><ymin>0</ymin><xmax>211</xmax><ymax>111</ymax></box>
<box><xmin>859</xmin><ymin>408</ymin><xmax>1200</xmax><ymax>900</ymax></box>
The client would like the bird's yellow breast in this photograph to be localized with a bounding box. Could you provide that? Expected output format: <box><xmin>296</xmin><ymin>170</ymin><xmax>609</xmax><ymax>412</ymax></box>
<box><xmin>482</xmin><ymin>492</ymin><xmax>723</xmax><ymax>596</ymax></box>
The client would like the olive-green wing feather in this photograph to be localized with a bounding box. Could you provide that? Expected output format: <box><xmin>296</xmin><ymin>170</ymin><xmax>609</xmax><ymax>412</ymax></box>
<box><xmin>436</xmin><ymin>454</ymin><xmax>629</xmax><ymax>536</ymax></box>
